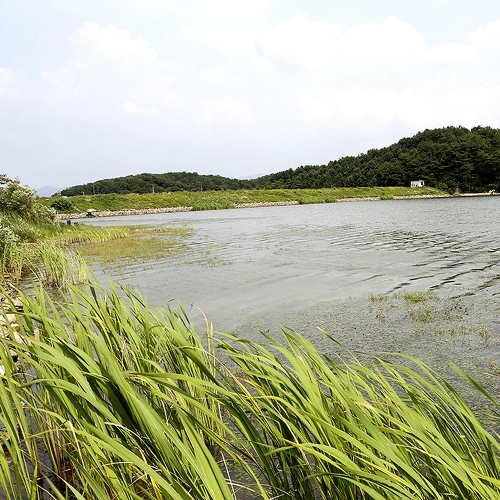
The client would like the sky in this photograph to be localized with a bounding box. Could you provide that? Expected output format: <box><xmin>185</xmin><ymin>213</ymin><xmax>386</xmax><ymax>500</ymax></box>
<box><xmin>1</xmin><ymin>1</ymin><xmax>500</xmax><ymax>191</ymax></box>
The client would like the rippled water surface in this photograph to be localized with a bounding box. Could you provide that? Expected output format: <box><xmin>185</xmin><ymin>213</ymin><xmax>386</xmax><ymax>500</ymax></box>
<box><xmin>81</xmin><ymin>196</ymin><xmax>500</xmax><ymax>393</ymax></box>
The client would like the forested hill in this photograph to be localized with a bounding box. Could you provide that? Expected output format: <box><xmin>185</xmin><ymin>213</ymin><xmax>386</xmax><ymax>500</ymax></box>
<box><xmin>253</xmin><ymin>126</ymin><xmax>500</xmax><ymax>193</ymax></box>
<box><xmin>61</xmin><ymin>126</ymin><xmax>500</xmax><ymax>196</ymax></box>
<box><xmin>61</xmin><ymin>172</ymin><xmax>255</xmax><ymax>196</ymax></box>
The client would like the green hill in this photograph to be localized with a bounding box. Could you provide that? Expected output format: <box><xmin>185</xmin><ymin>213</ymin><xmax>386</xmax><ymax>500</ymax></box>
<box><xmin>253</xmin><ymin>126</ymin><xmax>500</xmax><ymax>193</ymax></box>
<box><xmin>61</xmin><ymin>126</ymin><xmax>500</xmax><ymax>196</ymax></box>
<box><xmin>61</xmin><ymin>172</ymin><xmax>255</xmax><ymax>196</ymax></box>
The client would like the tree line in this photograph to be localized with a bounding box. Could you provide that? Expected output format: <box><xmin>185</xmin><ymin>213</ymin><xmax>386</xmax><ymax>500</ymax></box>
<box><xmin>61</xmin><ymin>172</ymin><xmax>255</xmax><ymax>196</ymax></box>
<box><xmin>60</xmin><ymin>126</ymin><xmax>500</xmax><ymax>196</ymax></box>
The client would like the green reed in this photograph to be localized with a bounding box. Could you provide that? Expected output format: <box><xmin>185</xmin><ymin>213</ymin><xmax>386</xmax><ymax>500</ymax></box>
<box><xmin>30</xmin><ymin>242</ymin><xmax>89</xmax><ymax>287</ymax></box>
<box><xmin>1</xmin><ymin>277</ymin><xmax>500</xmax><ymax>499</ymax></box>
<box><xmin>0</xmin><ymin>219</ymin><xmax>130</xmax><ymax>286</ymax></box>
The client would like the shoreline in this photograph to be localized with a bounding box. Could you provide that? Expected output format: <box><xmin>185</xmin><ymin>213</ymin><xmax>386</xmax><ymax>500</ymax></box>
<box><xmin>55</xmin><ymin>194</ymin><xmax>460</xmax><ymax>220</ymax></box>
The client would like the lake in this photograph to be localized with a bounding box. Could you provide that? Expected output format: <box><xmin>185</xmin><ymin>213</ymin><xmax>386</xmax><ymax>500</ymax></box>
<box><xmin>79</xmin><ymin>195</ymin><xmax>500</xmax><ymax>398</ymax></box>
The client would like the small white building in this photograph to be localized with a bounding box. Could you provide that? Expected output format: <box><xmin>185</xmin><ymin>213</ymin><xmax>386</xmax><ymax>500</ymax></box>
<box><xmin>410</xmin><ymin>180</ymin><xmax>425</xmax><ymax>188</ymax></box>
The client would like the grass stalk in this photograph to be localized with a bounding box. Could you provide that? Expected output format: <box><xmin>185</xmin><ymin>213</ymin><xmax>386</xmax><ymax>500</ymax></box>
<box><xmin>1</xmin><ymin>276</ymin><xmax>500</xmax><ymax>499</ymax></box>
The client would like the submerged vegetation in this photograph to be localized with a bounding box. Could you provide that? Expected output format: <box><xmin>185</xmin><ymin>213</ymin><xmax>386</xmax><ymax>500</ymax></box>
<box><xmin>78</xmin><ymin>225</ymin><xmax>195</xmax><ymax>266</ymax></box>
<box><xmin>3</xmin><ymin>176</ymin><xmax>500</xmax><ymax>499</ymax></box>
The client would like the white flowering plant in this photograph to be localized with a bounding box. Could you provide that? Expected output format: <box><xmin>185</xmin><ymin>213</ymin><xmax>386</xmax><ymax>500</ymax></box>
<box><xmin>0</xmin><ymin>179</ymin><xmax>55</xmax><ymax>223</ymax></box>
<box><xmin>0</xmin><ymin>219</ymin><xmax>18</xmax><ymax>251</ymax></box>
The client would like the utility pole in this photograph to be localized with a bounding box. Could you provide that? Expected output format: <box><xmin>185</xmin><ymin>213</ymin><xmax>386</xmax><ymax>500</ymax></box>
<box><xmin>152</xmin><ymin>183</ymin><xmax>155</xmax><ymax>194</ymax></box>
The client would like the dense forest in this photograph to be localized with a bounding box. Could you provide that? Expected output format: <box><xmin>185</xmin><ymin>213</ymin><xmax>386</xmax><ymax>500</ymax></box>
<box><xmin>255</xmin><ymin>126</ymin><xmax>500</xmax><ymax>193</ymax></box>
<box><xmin>61</xmin><ymin>172</ymin><xmax>255</xmax><ymax>196</ymax></box>
<box><xmin>61</xmin><ymin>126</ymin><xmax>500</xmax><ymax>196</ymax></box>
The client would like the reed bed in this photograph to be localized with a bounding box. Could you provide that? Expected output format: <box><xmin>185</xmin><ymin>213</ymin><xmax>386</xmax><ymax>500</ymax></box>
<box><xmin>29</xmin><ymin>243</ymin><xmax>89</xmax><ymax>288</ymax></box>
<box><xmin>1</xmin><ymin>277</ymin><xmax>500</xmax><ymax>499</ymax></box>
<box><xmin>1</xmin><ymin>221</ymin><xmax>131</xmax><ymax>286</ymax></box>
<box><xmin>48</xmin><ymin>225</ymin><xmax>129</xmax><ymax>245</ymax></box>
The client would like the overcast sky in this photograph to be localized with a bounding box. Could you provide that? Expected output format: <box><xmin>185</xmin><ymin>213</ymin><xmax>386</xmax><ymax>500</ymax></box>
<box><xmin>2</xmin><ymin>0</ymin><xmax>500</xmax><ymax>190</ymax></box>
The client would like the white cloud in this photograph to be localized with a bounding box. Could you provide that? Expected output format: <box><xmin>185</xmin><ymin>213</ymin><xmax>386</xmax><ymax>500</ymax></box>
<box><xmin>200</xmin><ymin>97</ymin><xmax>253</xmax><ymax>124</ymax></box>
<box><xmin>300</xmin><ymin>88</ymin><xmax>403</xmax><ymax>130</ymax></box>
<box><xmin>255</xmin><ymin>14</ymin><xmax>480</xmax><ymax>75</ymax></box>
<box><xmin>467</xmin><ymin>19</ymin><xmax>500</xmax><ymax>46</ymax></box>
<box><xmin>4</xmin><ymin>3</ymin><xmax>500</xmax><ymax>189</ymax></box>
<box><xmin>70</xmin><ymin>22</ymin><xmax>159</xmax><ymax>66</ymax></box>
<box><xmin>181</xmin><ymin>25</ymin><xmax>256</xmax><ymax>54</ymax></box>
<box><xmin>121</xmin><ymin>101</ymin><xmax>159</xmax><ymax>117</ymax></box>
<box><xmin>34</xmin><ymin>23</ymin><xmax>186</xmax><ymax>122</ymax></box>
<box><xmin>425</xmin><ymin>42</ymin><xmax>477</xmax><ymax>63</ymax></box>
<box><xmin>242</xmin><ymin>14</ymin><xmax>494</xmax><ymax>132</ymax></box>
<box><xmin>197</xmin><ymin>0</ymin><xmax>271</xmax><ymax>22</ymax></box>
<box><xmin>0</xmin><ymin>68</ymin><xmax>14</xmax><ymax>98</ymax></box>
<box><xmin>300</xmin><ymin>80</ymin><xmax>500</xmax><ymax>134</ymax></box>
<box><xmin>255</xmin><ymin>12</ymin><xmax>343</xmax><ymax>71</ymax></box>
<box><xmin>202</xmin><ymin>67</ymin><xmax>231</xmax><ymax>85</ymax></box>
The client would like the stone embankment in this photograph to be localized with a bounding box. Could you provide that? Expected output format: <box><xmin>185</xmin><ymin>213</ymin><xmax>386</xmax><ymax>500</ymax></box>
<box><xmin>234</xmin><ymin>201</ymin><xmax>299</xmax><ymax>208</ymax></box>
<box><xmin>393</xmin><ymin>194</ymin><xmax>451</xmax><ymax>200</ymax></box>
<box><xmin>56</xmin><ymin>206</ymin><xmax>194</xmax><ymax>220</ymax></box>
<box><xmin>55</xmin><ymin>201</ymin><xmax>302</xmax><ymax>219</ymax></box>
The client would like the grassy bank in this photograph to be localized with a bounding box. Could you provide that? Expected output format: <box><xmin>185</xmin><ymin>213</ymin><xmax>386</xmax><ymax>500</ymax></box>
<box><xmin>43</xmin><ymin>186</ymin><xmax>446</xmax><ymax>213</ymax></box>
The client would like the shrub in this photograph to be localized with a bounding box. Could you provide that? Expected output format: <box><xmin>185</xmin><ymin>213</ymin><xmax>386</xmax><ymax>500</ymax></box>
<box><xmin>50</xmin><ymin>197</ymin><xmax>75</xmax><ymax>213</ymax></box>
<box><xmin>0</xmin><ymin>179</ymin><xmax>55</xmax><ymax>222</ymax></box>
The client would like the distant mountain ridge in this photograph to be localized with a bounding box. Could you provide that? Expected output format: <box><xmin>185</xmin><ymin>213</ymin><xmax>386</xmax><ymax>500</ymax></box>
<box><xmin>37</xmin><ymin>186</ymin><xmax>65</xmax><ymax>197</ymax></box>
<box><xmin>59</xmin><ymin>126</ymin><xmax>500</xmax><ymax>196</ymax></box>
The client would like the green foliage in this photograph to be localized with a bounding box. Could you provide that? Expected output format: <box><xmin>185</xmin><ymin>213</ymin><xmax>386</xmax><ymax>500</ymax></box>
<box><xmin>0</xmin><ymin>219</ymin><xmax>18</xmax><ymax>250</ymax></box>
<box><xmin>61</xmin><ymin>171</ymin><xmax>255</xmax><ymax>196</ymax></box>
<box><xmin>2</xmin><ymin>278</ymin><xmax>500</xmax><ymax>499</ymax></box>
<box><xmin>402</xmin><ymin>291</ymin><xmax>436</xmax><ymax>303</ymax></box>
<box><xmin>0</xmin><ymin>179</ymin><xmax>55</xmax><ymax>222</ymax></box>
<box><xmin>0</xmin><ymin>173</ymin><xmax>11</xmax><ymax>184</ymax></box>
<box><xmin>50</xmin><ymin>197</ymin><xmax>75</xmax><ymax>213</ymax></box>
<box><xmin>54</xmin><ymin>126</ymin><xmax>500</xmax><ymax>196</ymax></box>
<box><xmin>254</xmin><ymin>126</ymin><xmax>500</xmax><ymax>192</ymax></box>
<box><xmin>58</xmin><ymin>126</ymin><xmax>500</xmax><ymax>196</ymax></box>
<box><xmin>0</xmin><ymin>214</ymin><xmax>132</xmax><ymax>285</ymax></box>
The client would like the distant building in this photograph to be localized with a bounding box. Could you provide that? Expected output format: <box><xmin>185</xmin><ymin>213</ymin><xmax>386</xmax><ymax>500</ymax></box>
<box><xmin>410</xmin><ymin>180</ymin><xmax>425</xmax><ymax>188</ymax></box>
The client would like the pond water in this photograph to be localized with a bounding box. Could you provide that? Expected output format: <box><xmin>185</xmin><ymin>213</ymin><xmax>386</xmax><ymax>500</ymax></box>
<box><xmin>79</xmin><ymin>196</ymin><xmax>500</xmax><ymax>398</ymax></box>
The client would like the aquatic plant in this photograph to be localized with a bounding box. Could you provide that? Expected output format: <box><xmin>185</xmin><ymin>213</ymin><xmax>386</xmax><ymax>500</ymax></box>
<box><xmin>77</xmin><ymin>225</ymin><xmax>194</xmax><ymax>266</ymax></box>
<box><xmin>1</xmin><ymin>278</ymin><xmax>500</xmax><ymax>499</ymax></box>
<box><xmin>0</xmin><ymin>211</ymin><xmax>139</xmax><ymax>286</ymax></box>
